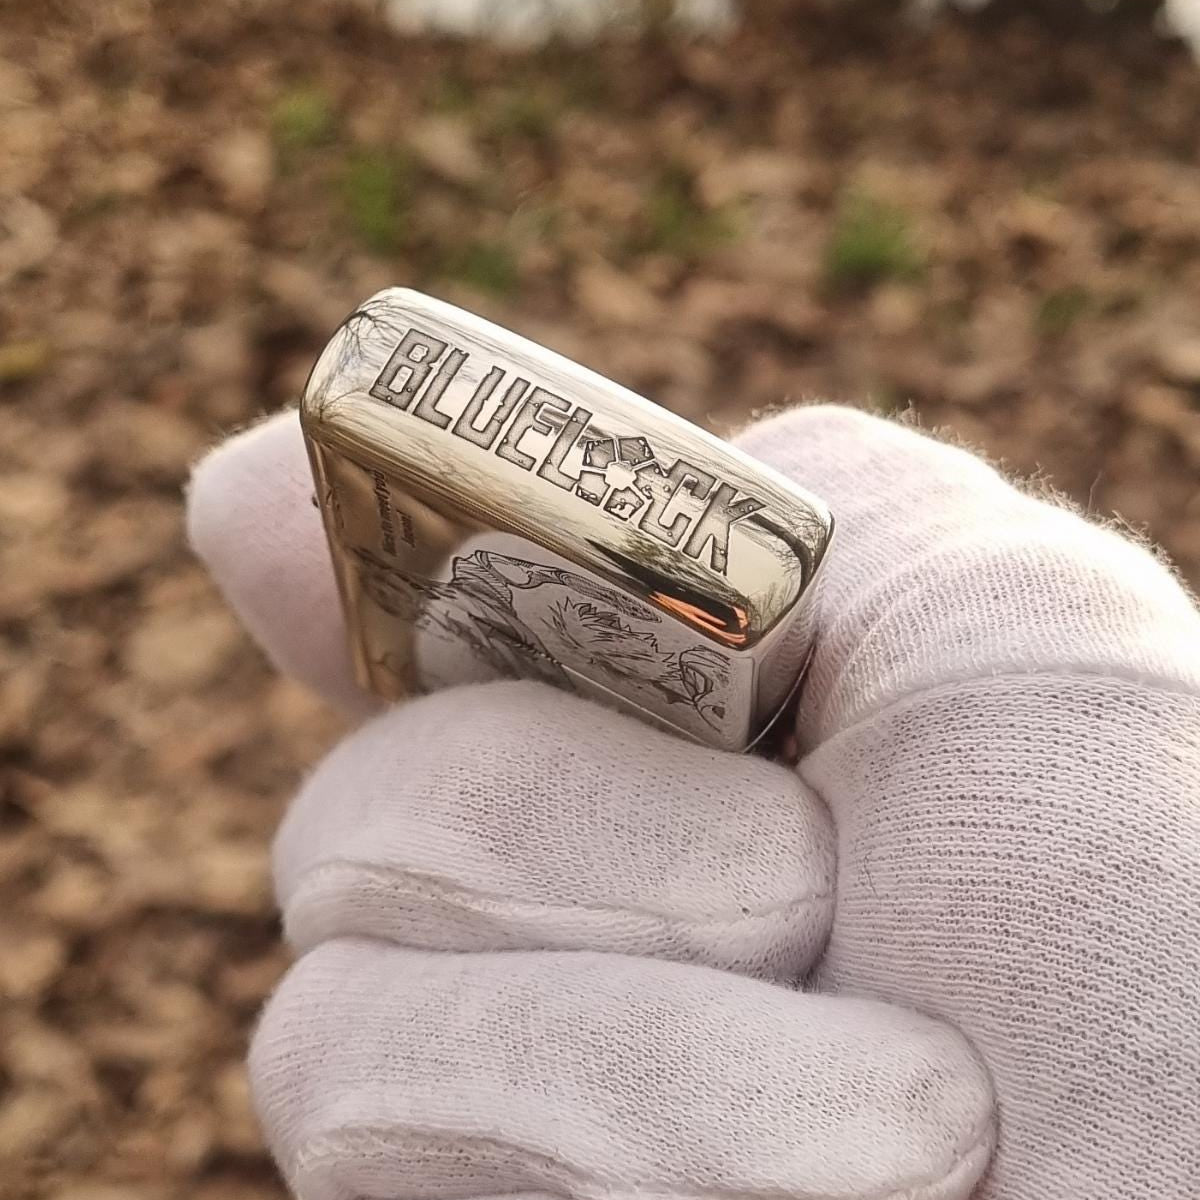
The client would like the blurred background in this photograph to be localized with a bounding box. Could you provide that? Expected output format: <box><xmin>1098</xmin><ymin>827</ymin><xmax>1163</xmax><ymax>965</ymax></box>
<box><xmin>2</xmin><ymin>0</ymin><xmax>1198</xmax><ymax>1196</ymax></box>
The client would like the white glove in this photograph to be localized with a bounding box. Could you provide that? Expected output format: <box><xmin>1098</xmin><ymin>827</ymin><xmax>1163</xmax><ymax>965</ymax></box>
<box><xmin>188</xmin><ymin>403</ymin><xmax>1200</xmax><ymax>1200</ymax></box>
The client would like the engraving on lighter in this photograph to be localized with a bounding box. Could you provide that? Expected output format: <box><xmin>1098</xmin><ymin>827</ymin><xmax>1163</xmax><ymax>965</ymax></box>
<box><xmin>301</xmin><ymin>289</ymin><xmax>833</xmax><ymax>752</ymax></box>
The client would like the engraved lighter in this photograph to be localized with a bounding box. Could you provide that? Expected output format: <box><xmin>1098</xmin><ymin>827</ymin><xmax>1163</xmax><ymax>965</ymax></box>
<box><xmin>301</xmin><ymin>289</ymin><xmax>833</xmax><ymax>753</ymax></box>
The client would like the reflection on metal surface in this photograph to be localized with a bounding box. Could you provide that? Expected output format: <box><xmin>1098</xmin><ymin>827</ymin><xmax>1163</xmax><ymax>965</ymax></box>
<box><xmin>301</xmin><ymin>289</ymin><xmax>833</xmax><ymax>752</ymax></box>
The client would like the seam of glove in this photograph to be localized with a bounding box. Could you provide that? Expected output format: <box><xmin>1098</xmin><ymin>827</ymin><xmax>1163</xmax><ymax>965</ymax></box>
<box><xmin>289</xmin><ymin>1115</ymin><xmax>995</xmax><ymax>1200</ymax></box>
<box><xmin>283</xmin><ymin>859</ymin><xmax>834</xmax><ymax>928</ymax></box>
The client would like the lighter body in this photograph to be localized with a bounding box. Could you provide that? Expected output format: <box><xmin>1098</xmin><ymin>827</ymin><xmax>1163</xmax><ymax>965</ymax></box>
<box><xmin>301</xmin><ymin>289</ymin><xmax>832</xmax><ymax>752</ymax></box>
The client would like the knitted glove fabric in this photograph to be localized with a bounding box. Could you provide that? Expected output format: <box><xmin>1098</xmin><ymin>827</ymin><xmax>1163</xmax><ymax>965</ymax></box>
<box><xmin>188</xmin><ymin>403</ymin><xmax>1200</xmax><ymax>1200</ymax></box>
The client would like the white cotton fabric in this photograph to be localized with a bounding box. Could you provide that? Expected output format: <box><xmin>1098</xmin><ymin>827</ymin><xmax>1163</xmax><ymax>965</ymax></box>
<box><xmin>272</xmin><ymin>680</ymin><xmax>835</xmax><ymax>978</ymax></box>
<box><xmin>250</xmin><ymin>944</ymin><xmax>992</xmax><ymax>1200</ymax></box>
<box><xmin>735</xmin><ymin>410</ymin><xmax>1200</xmax><ymax>748</ymax></box>
<box><xmin>802</xmin><ymin>675</ymin><xmax>1200</xmax><ymax>1198</ymax></box>
<box><xmin>188</xmin><ymin>403</ymin><xmax>1200</xmax><ymax>1200</ymax></box>
<box><xmin>185</xmin><ymin>415</ymin><xmax>375</xmax><ymax>717</ymax></box>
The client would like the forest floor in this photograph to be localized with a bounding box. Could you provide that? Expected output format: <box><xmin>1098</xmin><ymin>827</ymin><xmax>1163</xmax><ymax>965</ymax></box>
<box><xmin>2</xmin><ymin>0</ymin><xmax>1198</xmax><ymax>1196</ymax></box>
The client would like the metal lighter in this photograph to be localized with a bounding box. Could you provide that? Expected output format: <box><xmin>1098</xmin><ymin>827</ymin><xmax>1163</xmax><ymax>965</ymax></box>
<box><xmin>301</xmin><ymin>289</ymin><xmax>832</xmax><ymax>753</ymax></box>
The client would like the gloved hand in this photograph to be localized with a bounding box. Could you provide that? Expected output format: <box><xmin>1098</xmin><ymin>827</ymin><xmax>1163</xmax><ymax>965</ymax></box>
<box><xmin>187</xmin><ymin>403</ymin><xmax>1200</xmax><ymax>1200</ymax></box>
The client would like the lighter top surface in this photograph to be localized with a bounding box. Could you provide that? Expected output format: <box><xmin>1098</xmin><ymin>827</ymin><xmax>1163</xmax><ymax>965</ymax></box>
<box><xmin>302</xmin><ymin>289</ymin><xmax>833</xmax><ymax>655</ymax></box>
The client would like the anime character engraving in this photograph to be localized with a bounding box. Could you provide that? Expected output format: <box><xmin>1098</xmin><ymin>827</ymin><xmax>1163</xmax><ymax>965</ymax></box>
<box><xmin>546</xmin><ymin>599</ymin><xmax>730</xmax><ymax>727</ymax></box>
<box><xmin>351</xmin><ymin>546</ymin><xmax>730</xmax><ymax>730</ymax></box>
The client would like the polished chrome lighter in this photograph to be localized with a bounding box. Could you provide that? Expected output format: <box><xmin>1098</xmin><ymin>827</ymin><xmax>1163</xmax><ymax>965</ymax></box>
<box><xmin>301</xmin><ymin>289</ymin><xmax>832</xmax><ymax>752</ymax></box>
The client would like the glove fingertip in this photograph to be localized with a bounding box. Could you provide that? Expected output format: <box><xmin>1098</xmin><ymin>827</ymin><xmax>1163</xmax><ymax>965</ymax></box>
<box><xmin>186</xmin><ymin>410</ymin><xmax>374</xmax><ymax>715</ymax></box>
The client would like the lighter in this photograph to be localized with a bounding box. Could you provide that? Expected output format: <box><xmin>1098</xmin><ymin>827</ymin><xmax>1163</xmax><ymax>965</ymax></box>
<box><xmin>301</xmin><ymin>289</ymin><xmax>832</xmax><ymax>753</ymax></box>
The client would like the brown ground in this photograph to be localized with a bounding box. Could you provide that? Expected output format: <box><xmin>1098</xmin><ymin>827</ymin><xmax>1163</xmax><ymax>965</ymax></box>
<box><xmin>2</xmin><ymin>1</ymin><xmax>1198</xmax><ymax>1197</ymax></box>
